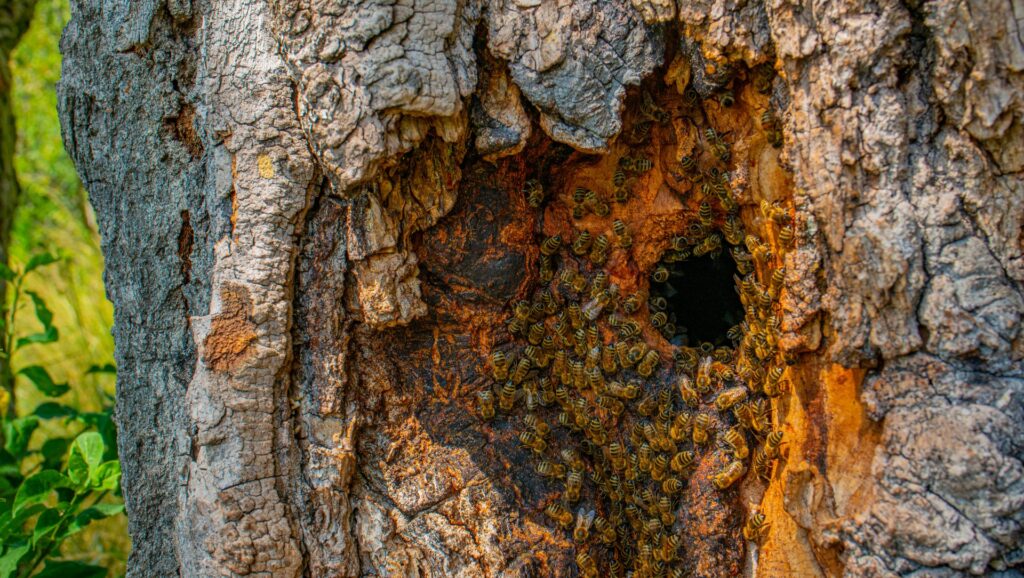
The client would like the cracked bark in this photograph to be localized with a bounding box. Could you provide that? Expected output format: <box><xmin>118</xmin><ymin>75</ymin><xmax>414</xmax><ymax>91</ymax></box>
<box><xmin>58</xmin><ymin>0</ymin><xmax>1022</xmax><ymax>577</ymax></box>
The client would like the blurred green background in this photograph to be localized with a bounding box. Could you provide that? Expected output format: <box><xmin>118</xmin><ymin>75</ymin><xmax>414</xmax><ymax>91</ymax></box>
<box><xmin>10</xmin><ymin>0</ymin><xmax>127</xmax><ymax>572</ymax></box>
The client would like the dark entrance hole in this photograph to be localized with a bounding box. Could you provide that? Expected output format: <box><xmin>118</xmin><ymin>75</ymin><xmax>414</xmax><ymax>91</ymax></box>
<box><xmin>650</xmin><ymin>253</ymin><xmax>745</xmax><ymax>347</ymax></box>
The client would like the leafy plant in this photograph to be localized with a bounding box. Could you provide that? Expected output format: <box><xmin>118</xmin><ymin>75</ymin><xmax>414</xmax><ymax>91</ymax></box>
<box><xmin>0</xmin><ymin>255</ymin><xmax>121</xmax><ymax>577</ymax></box>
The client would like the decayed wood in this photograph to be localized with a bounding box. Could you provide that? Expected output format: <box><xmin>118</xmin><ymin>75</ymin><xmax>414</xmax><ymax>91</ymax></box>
<box><xmin>58</xmin><ymin>0</ymin><xmax>1022</xmax><ymax>576</ymax></box>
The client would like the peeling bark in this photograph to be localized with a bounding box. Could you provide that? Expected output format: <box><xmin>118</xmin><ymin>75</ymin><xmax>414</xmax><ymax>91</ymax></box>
<box><xmin>59</xmin><ymin>1</ymin><xmax>1022</xmax><ymax>577</ymax></box>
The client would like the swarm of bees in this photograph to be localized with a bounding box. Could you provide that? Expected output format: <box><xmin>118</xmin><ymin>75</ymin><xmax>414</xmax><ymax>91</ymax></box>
<box><xmin>482</xmin><ymin>79</ymin><xmax>794</xmax><ymax>577</ymax></box>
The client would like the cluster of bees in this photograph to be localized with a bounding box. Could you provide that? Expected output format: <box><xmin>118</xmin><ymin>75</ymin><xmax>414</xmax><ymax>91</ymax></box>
<box><xmin>477</xmin><ymin>79</ymin><xmax>793</xmax><ymax>577</ymax></box>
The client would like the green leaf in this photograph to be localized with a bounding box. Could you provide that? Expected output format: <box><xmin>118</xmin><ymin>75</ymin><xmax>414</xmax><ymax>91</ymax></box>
<box><xmin>75</xmin><ymin>412</ymin><xmax>117</xmax><ymax>459</ymax></box>
<box><xmin>0</xmin><ymin>542</ymin><xmax>30</xmax><ymax>578</ymax></box>
<box><xmin>0</xmin><ymin>263</ymin><xmax>15</xmax><ymax>282</ymax></box>
<box><xmin>32</xmin><ymin>507</ymin><xmax>62</xmax><ymax>544</ymax></box>
<box><xmin>90</xmin><ymin>461</ymin><xmax>121</xmax><ymax>491</ymax></box>
<box><xmin>34</xmin><ymin>402</ymin><xmax>77</xmax><ymax>419</ymax></box>
<box><xmin>39</xmin><ymin>438</ymin><xmax>70</xmax><ymax>470</ymax></box>
<box><xmin>16</xmin><ymin>325</ymin><xmax>58</xmax><ymax>348</ymax></box>
<box><xmin>68</xmin><ymin>433</ymin><xmax>104</xmax><ymax>487</ymax></box>
<box><xmin>25</xmin><ymin>291</ymin><xmax>53</xmax><ymax>329</ymax></box>
<box><xmin>62</xmin><ymin>503</ymin><xmax>124</xmax><ymax>539</ymax></box>
<box><xmin>0</xmin><ymin>503</ymin><xmax>43</xmax><ymax>541</ymax></box>
<box><xmin>17</xmin><ymin>366</ymin><xmax>68</xmax><ymax>397</ymax></box>
<box><xmin>85</xmin><ymin>364</ymin><xmax>116</xmax><ymax>375</ymax></box>
<box><xmin>13</xmin><ymin>470</ymin><xmax>69</xmax><ymax>513</ymax></box>
<box><xmin>23</xmin><ymin>252</ymin><xmax>59</xmax><ymax>274</ymax></box>
<box><xmin>34</xmin><ymin>561</ymin><xmax>107</xmax><ymax>578</ymax></box>
<box><xmin>2</xmin><ymin>416</ymin><xmax>39</xmax><ymax>457</ymax></box>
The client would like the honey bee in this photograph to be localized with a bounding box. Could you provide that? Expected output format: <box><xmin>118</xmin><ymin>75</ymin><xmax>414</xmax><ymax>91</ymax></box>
<box><xmin>696</xmin><ymin>356</ymin><xmax>713</xmax><ymax>392</ymax></box>
<box><xmin>676</xmin><ymin>375</ymin><xmax>699</xmax><ymax>408</ymax></box>
<box><xmin>712</xmin><ymin>460</ymin><xmax>746</xmax><ymax>490</ymax></box>
<box><xmin>761</xmin><ymin>111</ymin><xmax>784</xmax><ymax>148</ymax></box>
<box><xmin>764</xmin><ymin>377</ymin><xmax>788</xmax><ymax>398</ymax></box>
<box><xmin>499</xmin><ymin>381</ymin><xmax>518</xmax><ymax>411</ymax></box>
<box><xmin>613</xmin><ymin>168</ymin><xmax>627</xmax><ymax>188</ymax></box>
<box><xmin>519</xmin><ymin>430</ymin><xmax>546</xmax><ymax>453</ymax></box>
<box><xmin>545</xmin><ymin>502</ymin><xmax>573</xmax><ymax>528</ymax></box>
<box><xmin>527</xmin><ymin>322</ymin><xmax>545</xmax><ymax>346</ymax></box>
<box><xmin>589</xmin><ymin>235</ymin><xmax>609</xmax><ymax>265</ymax></box>
<box><xmin>623</xmin><ymin>292</ymin><xmax>644</xmax><ymax>313</ymax></box>
<box><xmin>753</xmin><ymin>448</ymin><xmax>772</xmax><ymax>479</ymax></box>
<box><xmin>692</xmin><ymin>414</ymin><xmax>711</xmax><ymax>445</ymax></box>
<box><xmin>679</xmin><ymin>154</ymin><xmax>697</xmax><ymax>172</ymax></box>
<box><xmin>537</xmin><ymin>460</ymin><xmax>567</xmax><ymax>478</ymax></box>
<box><xmin>630</xmin><ymin>121</ymin><xmax>652</xmax><ymax>143</ymax></box>
<box><xmin>669</xmin><ymin>412</ymin><xmax>692</xmax><ymax>441</ymax></box>
<box><xmin>593</xmin><ymin>199</ymin><xmax>610</xmax><ymax>217</ymax></box>
<box><xmin>594</xmin><ymin>516</ymin><xmax>617</xmax><ymax>543</ymax></box>
<box><xmin>637</xmin><ymin>350</ymin><xmax>660</xmax><ymax>378</ymax></box>
<box><xmin>490</xmin><ymin>351</ymin><xmax>509</xmax><ymax>381</ymax></box>
<box><xmin>618</xmin><ymin>321</ymin><xmax>642</xmax><ymax>340</ymax></box>
<box><xmin>601</xmin><ymin>346</ymin><xmax>618</xmax><ymax>374</ymax></box>
<box><xmin>765</xmin><ymin>430</ymin><xmax>784</xmax><ymax>458</ymax></box>
<box><xmin>778</xmin><ymin>224</ymin><xmax>794</xmax><ymax>247</ymax></box>
<box><xmin>652</xmin><ymin>265</ymin><xmax>669</xmax><ymax>283</ymax></box>
<box><xmin>524</xmin><ymin>413</ymin><xmax>550</xmax><ymax>436</ymax></box>
<box><xmin>717</xmin><ymin>90</ymin><xmax>735</xmax><ymax>107</ymax></box>
<box><xmin>612</xmin><ymin>219</ymin><xmax>632</xmax><ymax>248</ymax></box>
<box><xmin>693</xmin><ymin>233</ymin><xmax>722</xmax><ymax>257</ymax></box>
<box><xmin>614</xmin><ymin>186</ymin><xmax>629</xmax><ymax>203</ymax></box>
<box><xmin>524</xmin><ymin>179</ymin><xmax>544</xmax><ymax>208</ymax></box>
<box><xmin>576</xmin><ymin>550</ymin><xmax>598</xmax><ymax>578</ymax></box>
<box><xmin>743</xmin><ymin>508</ymin><xmax>770</xmax><ymax>541</ymax></box>
<box><xmin>640</xmin><ymin>91</ymin><xmax>670</xmax><ymax>123</ymax></box>
<box><xmin>632</xmin><ymin>157</ymin><xmax>653</xmax><ymax>173</ymax></box>
<box><xmin>540</xmin><ymin>235</ymin><xmax>562</xmax><ymax>256</ymax></box>
<box><xmin>698</xmin><ymin>201</ymin><xmax>713</xmax><ymax>226</ymax></box>
<box><xmin>769</xmin><ymin>267</ymin><xmax>785</xmax><ymax>299</ymax></box>
<box><xmin>715</xmin><ymin>386</ymin><xmax>749</xmax><ymax>411</ymax></box>
<box><xmin>571</xmin><ymin>230</ymin><xmax>593</xmax><ymax>255</ymax></box>
<box><xmin>722</xmin><ymin>427</ymin><xmax>750</xmax><ymax>460</ymax></box>
<box><xmin>650</xmin><ymin>311</ymin><xmax>668</xmax><ymax>330</ymax></box>
<box><xmin>573</xmin><ymin>507</ymin><xmax>594</xmax><ymax>540</ymax></box>
<box><xmin>477</xmin><ymin>390</ymin><xmax>495</xmax><ymax>419</ymax></box>
<box><xmin>650</xmin><ymin>455</ymin><xmax>668</xmax><ymax>481</ymax></box>
<box><xmin>670</xmin><ymin>451</ymin><xmax>695</xmax><ymax>474</ymax></box>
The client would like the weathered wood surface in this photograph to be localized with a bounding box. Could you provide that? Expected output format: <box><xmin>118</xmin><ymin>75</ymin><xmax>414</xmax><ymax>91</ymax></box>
<box><xmin>58</xmin><ymin>0</ymin><xmax>1022</xmax><ymax>576</ymax></box>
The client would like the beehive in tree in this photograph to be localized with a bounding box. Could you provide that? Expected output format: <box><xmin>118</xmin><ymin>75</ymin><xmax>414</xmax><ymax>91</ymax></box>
<box><xmin>58</xmin><ymin>0</ymin><xmax>1023</xmax><ymax>576</ymax></box>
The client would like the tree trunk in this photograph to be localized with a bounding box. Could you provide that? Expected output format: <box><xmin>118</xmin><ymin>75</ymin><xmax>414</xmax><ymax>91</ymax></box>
<box><xmin>58</xmin><ymin>1</ymin><xmax>1022</xmax><ymax>577</ymax></box>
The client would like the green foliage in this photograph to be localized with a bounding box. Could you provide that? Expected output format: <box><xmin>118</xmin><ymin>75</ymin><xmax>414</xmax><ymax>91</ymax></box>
<box><xmin>0</xmin><ymin>257</ymin><xmax>122</xmax><ymax>578</ymax></box>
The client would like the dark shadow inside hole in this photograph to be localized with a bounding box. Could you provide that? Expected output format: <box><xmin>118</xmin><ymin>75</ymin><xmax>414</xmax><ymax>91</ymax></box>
<box><xmin>651</xmin><ymin>253</ymin><xmax>745</xmax><ymax>347</ymax></box>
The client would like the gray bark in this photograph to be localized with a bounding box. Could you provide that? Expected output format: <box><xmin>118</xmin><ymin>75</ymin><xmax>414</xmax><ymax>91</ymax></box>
<box><xmin>58</xmin><ymin>0</ymin><xmax>1022</xmax><ymax>577</ymax></box>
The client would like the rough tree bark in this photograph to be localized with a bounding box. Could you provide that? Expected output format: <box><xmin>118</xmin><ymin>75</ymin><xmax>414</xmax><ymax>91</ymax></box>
<box><xmin>58</xmin><ymin>1</ymin><xmax>1022</xmax><ymax>577</ymax></box>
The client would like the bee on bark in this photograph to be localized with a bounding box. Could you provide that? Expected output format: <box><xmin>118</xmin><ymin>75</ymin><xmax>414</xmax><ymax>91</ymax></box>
<box><xmin>630</xmin><ymin>156</ymin><xmax>653</xmax><ymax>173</ymax></box>
<box><xmin>634</xmin><ymin>348</ymin><xmax>659</xmax><ymax>379</ymax></box>
<box><xmin>670</xmin><ymin>450</ymin><xmax>695</xmax><ymax>473</ymax></box>
<box><xmin>545</xmin><ymin>503</ymin><xmax>573</xmax><ymax>528</ymax></box>
<box><xmin>744</xmin><ymin>509</ymin><xmax>770</xmax><ymax>541</ymax></box>
<box><xmin>589</xmin><ymin>235</ymin><xmax>609</xmax><ymax>266</ymax></box>
<box><xmin>623</xmin><ymin>292</ymin><xmax>644</xmax><ymax>314</ymax></box>
<box><xmin>524</xmin><ymin>413</ymin><xmax>550</xmax><ymax>436</ymax></box>
<box><xmin>630</xmin><ymin>121</ymin><xmax>652</xmax><ymax>143</ymax></box>
<box><xmin>761</xmin><ymin>110</ymin><xmax>784</xmax><ymax>148</ymax></box>
<box><xmin>573</xmin><ymin>507</ymin><xmax>594</xmax><ymax>539</ymax></box>
<box><xmin>652</xmin><ymin>265</ymin><xmax>669</xmax><ymax>283</ymax></box>
<box><xmin>723</xmin><ymin>215</ymin><xmax>744</xmax><ymax>245</ymax></box>
<box><xmin>764</xmin><ymin>430</ymin><xmax>784</xmax><ymax>458</ymax></box>
<box><xmin>477</xmin><ymin>390</ymin><xmax>495</xmax><ymax>419</ymax></box>
<box><xmin>576</xmin><ymin>551</ymin><xmax>599</xmax><ymax>578</ymax></box>
<box><xmin>537</xmin><ymin>460</ymin><xmax>567</xmax><ymax>478</ymax></box>
<box><xmin>524</xmin><ymin>179</ymin><xmax>545</xmax><ymax>208</ymax></box>
<box><xmin>641</xmin><ymin>90</ymin><xmax>670</xmax><ymax>123</ymax></box>
<box><xmin>519</xmin><ymin>430</ymin><xmax>547</xmax><ymax>454</ymax></box>
<box><xmin>692</xmin><ymin>414</ymin><xmax>711</xmax><ymax>445</ymax></box>
<box><xmin>571</xmin><ymin>230</ymin><xmax>593</xmax><ymax>256</ymax></box>
<box><xmin>753</xmin><ymin>447</ymin><xmax>772</xmax><ymax>479</ymax></box>
<box><xmin>722</xmin><ymin>427</ymin><xmax>750</xmax><ymax>460</ymax></box>
<box><xmin>612</xmin><ymin>219</ymin><xmax>632</xmax><ymax>248</ymax></box>
<box><xmin>715</xmin><ymin>386</ymin><xmax>749</xmax><ymax>411</ymax></box>
<box><xmin>677</xmin><ymin>375</ymin><xmax>700</xmax><ymax>407</ymax></box>
<box><xmin>778</xmin><ymin>224</ymin><xmax>795</xmax><ymax>247</ymax></box>
<box><xmin>712</xmin><ymin>460</ymin><xmax>746</xmax><ymax>490</ymax></box>
<box><xmin>669</xmin><ymin>412</ymin><xmax>693</xmax><ymax>441</ymax></box>
<box><xmin>540</xmin><ymin>235</ymin><xmax>562</xmax><ymax>256</ymax></box>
